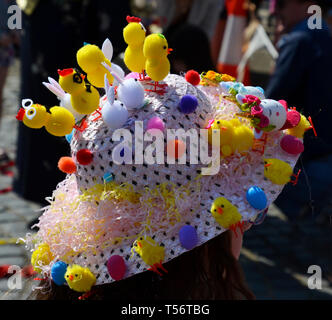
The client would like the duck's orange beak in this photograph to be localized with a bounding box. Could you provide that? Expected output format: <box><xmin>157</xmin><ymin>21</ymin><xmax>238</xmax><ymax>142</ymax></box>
<box><xmin>16</xmin><ymin>108</ymin><xmax>25</xmax><ymax>121</ymax></box>
<box><xmin>68</xmin><ymin>274</ymin><xmax>74</xmax><ymax>281</ymax></box>
<box><xmin>217</xmin><ymin>207</ymin><xmax>223</xmax><ymax>215</ymax></box>
<box><xmin>167</xmin><ymin>48</ymin><xmax>173</xmax><ymax>55</ymax></box>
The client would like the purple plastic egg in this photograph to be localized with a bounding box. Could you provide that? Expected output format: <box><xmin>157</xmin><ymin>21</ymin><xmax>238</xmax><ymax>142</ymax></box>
<box><xmin>280</xmin><ymin>135</ymin><xmax>304</xmax><ymax>155</ymax></box>
<box><xmin>147</xmin><ymin>116</ymin><xmax>165</xmax><ymax>132</ymax></box>
<box><xmin>107</xmin><ymin>255</ymin><xmax>126</xmax><ymax>281</ymax></box>
<box><xmin>179</xmin><ymin>225</ymin><xmax>198</xmax><ymax>250</ymax></box>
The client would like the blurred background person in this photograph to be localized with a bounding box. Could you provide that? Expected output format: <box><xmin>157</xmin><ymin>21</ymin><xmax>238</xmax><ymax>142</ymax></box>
<box><xmin>14</xmin><ymin>0</ymin><xmax>130</xmax><ymax>226</ymax></box>
<box><xmin>265</xmin><ymin>0</ymin><xmax>332</xmax><ymax>223</ymax></box>
<box><xmin>0</xmin><ymin>0</ymin><xmax>18</xmax><ymax>164</ymax></box>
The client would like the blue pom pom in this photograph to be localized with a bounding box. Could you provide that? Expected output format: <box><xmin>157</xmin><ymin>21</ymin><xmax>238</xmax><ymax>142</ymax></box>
<box><xmin>65</xmin><ymin>129</ymin><xmax>74</xmax><ymax>143</ymax></box>
<box><xmin>179</xmin><ymin>225</ymin><xmax>198</xmax><ymax>250</ymax></box>
<box><xmin>179</xmin><ymin>95</ymin><xmax>198</xmax><ymax>114</ymax></box>
<box><xmin>51</xmin><ymin>261</ymin><xmax>67</xmax><ymax>286</ymax></box>
<box><xmin>246</xmin><ymin>186</ymin><xmax>267</xmax><ymax>210</ymax></box>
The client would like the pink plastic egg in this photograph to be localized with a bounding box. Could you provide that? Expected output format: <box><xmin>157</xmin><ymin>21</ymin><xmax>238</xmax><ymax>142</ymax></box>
<box><xmin>107</xmin><ymin>255</ymin><xmax>126</xmax><ymax>281</ymax></box>
<box><xmin>280</xmin><ymin>135</ymin><xmax>304</xmax><ymax>155</ymax></box>
<box><xmin>147</xmin><ymin>116</ymin><xmax>165</xmax><ymax>132</ymax></box>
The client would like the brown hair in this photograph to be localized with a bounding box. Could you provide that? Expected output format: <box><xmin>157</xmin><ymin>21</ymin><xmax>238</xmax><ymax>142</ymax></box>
<box><xmin>30</xmin><ymin>231</ymin><xmax>255</xmax><ymax>300</ymax></box>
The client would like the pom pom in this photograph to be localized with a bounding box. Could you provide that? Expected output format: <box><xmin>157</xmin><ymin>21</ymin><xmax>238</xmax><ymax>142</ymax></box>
<box><xmin>103</xmin><ymin>172</ymin><xmax>114</xmax><ymax>183</ymax></box>
<box><xmin>58</xmin><ymin>157</ymin><xmax>77</xmax><ymax>174</ymax></box>
<box><xmin>51</xmin><ymin>261</ymin><xmax>67</xmax><ymax>286</ymax></box>
<box><xmin>107</xmin><ymin>255</ymin><xmax>126</xmax><ymax>281</ymax></box>
<box><xmin>246</xmin><ymin>186</ymin><xmax>267</xmax><ymax>210</ymax></box>
<box><xmin>280</xmin><ymin>135</ymin><xmax>304</xmax><ymax>155</ymax></box>
<box><xmin>185</xmin><ymin>70</ymin><xmax>200</xmax><ymax>86</ymax></box>
<box><xmin>76</xmin><ymin>149</ymin><xmax>93</xmax><ymax>165</ymax></box>
<box><xmin>179</xmin><ymin>95</ymin><xmax>198</xmax><ymax>114</ymax></box>
<box><xmin>179</xmin><ymin>225</ymin><xmax>198</xmax><ymax>250</ymax></box>
<box><xmin>167</xmin><ymin>139</ymin><xmax>186</xmax><ymax>159</ymax></box>
<box><xmin>147</xmin><ymin>116</ymin><xmax>165</xmax><ymax>131</ymax></box>
<box><xmin>280</xmin><ymin>110</ymin><xmax>301</xmax><ymax>130</ymax></box>
<box><xmin>57</xmin><ymin>68</ymin><xmax>74</xmax><ymax>77</ymax></box>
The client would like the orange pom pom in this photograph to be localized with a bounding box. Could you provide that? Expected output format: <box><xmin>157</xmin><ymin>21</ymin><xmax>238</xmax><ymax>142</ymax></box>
<box><xmin>58</xmin><ymin>157</ymin><xmax>77</xmax><ymax>174</ymax></box>
<box><xmin>185</xmin><ymin>70</ymin><xmax>200</xmax><ymax>86</ymax></box>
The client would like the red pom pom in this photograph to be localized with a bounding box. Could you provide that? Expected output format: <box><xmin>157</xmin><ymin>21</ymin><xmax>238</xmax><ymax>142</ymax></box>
<box><xmin>76</xmin><ymin>149</ymin><xmax>93</xmax><ymax>165</ymax></box>
<box><xmin>280</xmin><ymin>135</ymin><xmax>304</xmax><ymax>155</ymax></box>
<box><xmin>58</xmin><ymin>157</ymin><xmax>77</xmax><ymax>174</ymax></box>
<box><xmin>280</xmin><ymin>110</ymin><xmax>301</xmax><ymax>130</ymax></box>
<box><xmin>185</xmin><ymin>70</ymin><xmax>200</xmax><ymax>86</ymax></box>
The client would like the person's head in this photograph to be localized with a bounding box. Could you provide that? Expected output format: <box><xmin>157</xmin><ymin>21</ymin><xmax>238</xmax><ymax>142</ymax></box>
<box><xmin>276</xmin><ymin>0</ymin><xmax>330</xmax><ymax>31</ymax></box>
<box><xmin>164</xmin><ymin>23</ymin><xmax>215</xmax><ymax>74</ymax></box>
<box><xmin>31</xmin><ymin>231</ymin><xmax>255</xmax><ymax>300</ymax></box>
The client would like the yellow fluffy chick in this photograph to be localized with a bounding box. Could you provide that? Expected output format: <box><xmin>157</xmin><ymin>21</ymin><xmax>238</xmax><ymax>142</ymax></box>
<box><xmin>210</xmin><ymin>197</ymin><xmax>242</xmax><ymax>230</ymax></box>
<box><xmin>208</xmin><ymin>118</ymin><xmax>254</xmax><ymax>157</ymax></box>
<box><xmin>264</xmin><ymin>158</ymin><xmax>293</xmax><ymax>185</ymax></box>
<box><xmin>287</xmin><ymin>114</ymin><xmax>311</xmax><ymax>138</ymax></box>
<box><xmin>132</xmin><ymin>236</ymin><xmax>167</xmax><ymax>276</ymax></box>
<box><xmin>31</xmin><ymin>243</ymin><xmax>54</xmax><ymax>273</ymax></box>
<box><xmin>58</xmin><ymin>68</ymin><xmax>100</xmax><ymax>114</ymax></box>
<box><xmin>17</xmin><ymin>101</ymin><xmax>75</xmax><ymax>136</ymax></box>
<box><xmin>76</xmin><ymin>44</ymin><xmax>113</xmax><ymax>88</ymax></box>
<box><xmin>143</xmin><ymin>33</ymin><xmax>171</xmax><ymax>82</ymax></box>
<box><xmin>65</xmin><ymin>265</ymin><xmax>96</xmax><ymax>293</ymax></box>
<box><xmin>123</xmin><ymin>16</ymin><xmax>146</xmax><ymax>75</ymax></box>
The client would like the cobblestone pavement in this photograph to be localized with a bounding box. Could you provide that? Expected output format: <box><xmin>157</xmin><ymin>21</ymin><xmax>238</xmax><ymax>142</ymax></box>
<box><xmin>0</xmin><ymin>60</ymin><xmax>331</xmax><ymax>300</ymax></box>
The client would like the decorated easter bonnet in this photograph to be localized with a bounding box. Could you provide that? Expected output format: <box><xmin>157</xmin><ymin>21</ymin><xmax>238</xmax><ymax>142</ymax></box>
<box><xmin>18</xmin><ymin>17</ymin><xmax>316</xmax><ymax>296</ymax></box>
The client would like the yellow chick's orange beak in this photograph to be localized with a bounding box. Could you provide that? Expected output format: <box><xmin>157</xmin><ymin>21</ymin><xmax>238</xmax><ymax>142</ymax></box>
<box><xmin>137</xmin><ymin>241</ymin><xmax>142</xmax><ymax>248</ymax></box>
<box><xmin>68</xmin><ymin>274</ymin><xmax>74</xmax><ymax>281</ymax></box>
<box><xmin>217</xmin><ymin>207</ymin><xmax>223</xmax><ymax>215</ymax></box>
<box><xmin>264</xmin><ymin>163</ymin><xmax>272</xmax><ymax>168</ymax></box>
<box><xmin>167</xmin><ymin>48</ymin><xmax>173</xmax><ymax>55</ymax></box>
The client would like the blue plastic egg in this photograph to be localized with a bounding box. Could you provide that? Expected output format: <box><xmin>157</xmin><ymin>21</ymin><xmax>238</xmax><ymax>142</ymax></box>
<box><xmin>246</xmin><ymin>186</ymin><xmax>267</xmax><ymax>210</ymax></box>
<box><xmin>51</xmin><ymin>261</ymin><xmax>67</xmax><ymax>286</ymax></box>
<box><xmin>179</xmin><ymin>225</ymin><xmax>198</xmax><ymax>250</ymax></box>
<box><xmin>179</xmin><ymin>95</ymin><xmax>198</xmax><ymax>114</ymax></box>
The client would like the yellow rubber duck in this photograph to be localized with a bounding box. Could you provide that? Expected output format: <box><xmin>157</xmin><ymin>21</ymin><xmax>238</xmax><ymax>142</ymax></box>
<box><xmin>58</xmin><ymin>68</ymin><xmax>100</xmax><ymax>114</ymax></box>
<box><xmin>132</xmin><ymin>236</ymin><xmax>168</xmax><ymax>276</ymax></box>
<box><xmin>123</xmin><ymin>16</ymin><xmax>146</xmax><ymax>79</ymax></box>
<box><xmin>264</xmin><ymin>158</ymin><xmax>293</xmax><ymax>185</ymax></box>
<box><xmin>208</xmin><ymin>118</ymin><xmax>253</xmax><ymax>157</ymax></box>
<box><xmin>65</xmin><ymin>264</ymin><xmax>96</xmax><ymax>293</ymax></box>
<box><xmin>31</xmin><ymin>243</ymin><xmax>54</xmax><ymax>273</ymax></box>
<box><xmin>16</xmin><ymin>99</ymin><xmax>75</xmax><ymax>137</ymax></box>
<box><xmin>143</xmin><ymin>33</ymin><xmax>172</xmax><ymax>94</ymax></box>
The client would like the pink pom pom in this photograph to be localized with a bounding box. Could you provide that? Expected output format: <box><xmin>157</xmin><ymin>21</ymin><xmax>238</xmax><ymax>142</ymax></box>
<box><xmin>147</xmin><ymin>116</ymin><xmax>165</xmax><ymax>131</ymax></box>
<box><xmin>280</xmin><ymin>135</ymin><xmax>304</xmax><ymax>155</ymax></box>
<box><xmin>107</xmin><ymin>255</ymin><xmax>126</xmax><ymax>281</ymax></box>
<box><xmin>280</xmin><ymin>110</ymin><xmax>301</xmax><ymax>130</ymax></box>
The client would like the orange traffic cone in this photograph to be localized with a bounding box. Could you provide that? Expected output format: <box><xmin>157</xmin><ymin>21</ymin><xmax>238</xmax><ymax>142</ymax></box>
<box><xmin>217</xmin><ymin>0</ymin><xmax>250</xmax><ymax>85</ymax></box>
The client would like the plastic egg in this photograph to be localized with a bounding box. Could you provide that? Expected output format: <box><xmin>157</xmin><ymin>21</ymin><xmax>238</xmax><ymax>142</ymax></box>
<box><xmin>51</xmin><ymin>261</ymin><xmax>68</xmax><ymax>286</ymax></box>
<box><xmin>179</xmin><ymin>225</ymin><xmax>198</xmax><ymax>250</ymax></box>
<box><xmin>107</xmin><ymin>255</ymin><xmax>126</xmax><ymax>281</ymax></box>
<box><xmin>179</xmin><ymin>95</ymin><xmax>198</xmax><ymax>114</ymax></box>
<box><xmin>147</xmin><ymin>116</ymin><xmax>165</xmax><ymax>132</ymax></box>
<box><xmin>246</xmin><ymin>186</ymin><xmax>267</xmax><ymax>210</ymax></box>
<box><xmin>280</xmin><ymin>134</ymin><xmax>304</xmax><ymax>155</ymax></box>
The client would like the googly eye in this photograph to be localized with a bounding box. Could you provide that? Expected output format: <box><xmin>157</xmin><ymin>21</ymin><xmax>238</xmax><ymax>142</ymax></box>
<box><xmin>134</xmin><ymin>79</ymin><xmax>138</xmax><ymax>82</ymax></box>
<box><xmin>121</xmin><ymin>103</ymin><xmax>124</xmax><ymax>106</ymax></box>
<box><xmin>139</xmin><ymin>22</ymin><xmax>146</xmax><ymax>32</ymax></box>
<box><xmin>25</xmin><ymin>107</ymin><xmax>36</xmax><ymax>120</ymax></box>
<box><xmin>22</xmin><ymin>98</ymin><xmax>33</xmax><ymax>109</ymax></box>
<box><xmin>75</xmin><ymin>274</ymin><xmax>78</xmax><ymax>277</ymax></box>
<box><xmin>163</xmin><ymin>46</ymin><xmax>167</xmax><ymax>49</ymax></box>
